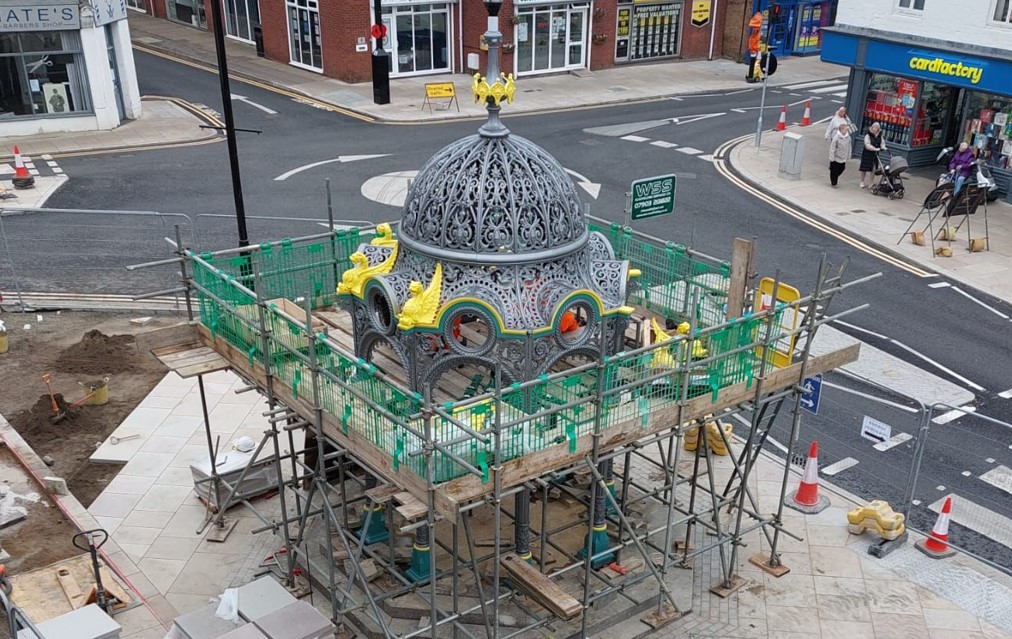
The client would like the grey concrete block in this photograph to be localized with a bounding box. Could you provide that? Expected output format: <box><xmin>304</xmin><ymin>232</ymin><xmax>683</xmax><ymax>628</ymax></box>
<box><xmin>218</xmin><ymin>624</ymin><xmax>270</xmax><ymax>639</ymax></box>
<box><xmin>36</xmin><ymin>604</ymin><xmax>121</xmax><ymax>639</ymax></box>
<box><xmin>253</xmin><ymin>601</ymin><xmax>332</xmax><ymax>639</ymax></box>
<box><xmin>236</xmin><ymin>576</ymin><xmax>298</xmax><ymax>622</ymax></box>
<box><xmin>174</xmin><ymin>605</ymin><xmax>244</xmax><ymax>639</ymax></box>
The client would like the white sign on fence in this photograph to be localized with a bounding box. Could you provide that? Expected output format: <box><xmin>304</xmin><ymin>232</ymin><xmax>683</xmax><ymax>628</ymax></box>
<box><xmin>860</xmin><ymin>415</ymin><xmax>892</xmax><ymax>444</ymax></box>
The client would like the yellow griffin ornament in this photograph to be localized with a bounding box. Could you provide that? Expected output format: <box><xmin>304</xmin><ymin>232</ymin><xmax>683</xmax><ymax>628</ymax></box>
<box><xmin>397</xmin><ymin>263</ymin><xmax>443</xmax><ymax>331</ymax></box>
<box><xmin>649</xmin><ymin>318</ymin><xmax>708</xmax><ymax>369</ymax></box>
<box><xmin>472</xmin><ymin>72</ymin><xmax>516</xmax><ymax>107</ymax></box>
<box><xmin>370</xmin><ymin>222</ymin><xmax>397</xmax><ymax>248</ymax></box>
<box><xmin>336</xmin><ymin>245</ymin><xmax>398</xmax><ymax>298</ymax></box>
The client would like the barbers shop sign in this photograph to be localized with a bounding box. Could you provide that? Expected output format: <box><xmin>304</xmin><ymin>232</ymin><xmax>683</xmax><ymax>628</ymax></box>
<box><xmin>0</xmin><ymin>2</ymin><xmax>81</xmax><ymax>31</ymax></box>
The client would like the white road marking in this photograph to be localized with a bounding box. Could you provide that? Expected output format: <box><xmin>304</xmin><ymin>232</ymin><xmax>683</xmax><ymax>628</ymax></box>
<box><xmin>821</xmin><ymin>457</ymin><xmax>858</xmax><ymax>476</ymax></box>
<box><xmin>0</xmin><ymin>164</ymin><xmax>12</xmax><ymax>175</ymax></box>
<box><xmin>28</xmin><ymin>169</ymin><xmax>39</xmax><ymax>176</ymax></box>
<box><xmin>932</xmin><ymin>406</ymin><xmax>976</xmax><ymax>424</ymax></box>
<box><xmin>929</xmin><ymin>492</ymin><xmax>1012</xmax><ymax>548</ymax></box>
<box><xmin>697</xmin><ymin>154</ymin><xmax>715</xmax><ymax>162</ymax></box>
<box><xmin>52</xmin><ymin>167</ymin><xmax>63</xmax><ymax>174</ymax></box>
<box><xmin>563</xmin><ymin>168</ymin><xmax>602</xmax><ymax>199</ymax></box>
<box><xmin>986</xmin><ymin>458</ymin><xmax>995</xmax><ymax>464</ymax></box>
<box><xmin>979</xmin><ymin>465</ymin><xmax>1012</xmax><ymax>494</ymax></box>
<box><xmin>677</xmin><ymin>147</ymin><xmax>703</xmax><ymax>155</ymax></box>
<box><xmin>912</xmin><ymin>499</ymin><xmax>922</xmax><ymax>506</ymax></box>
<box><xmin>40</xmin><ymin>154</ymin><xmax>53</xmax><ymax>161</ymax></box>
<box><xmin>950</xmin><ymin>286</ymin><xmax>1010</xmax><ymax>320</ymax></box>
<box><xmin>621</xmin><ymin>135</ymin><xmax>650</xmax><ymax>142</ymax></box>
<box><xmin>230</xmin><ymin>93</ymin><xmax>278</xmax><ymax>115</ymax></box>
<box><xmin>274</xmin><ymin>154</ymin><xmax>390</xmax><ymax>181</ymax></box>
<box><xmin>833</xmin><ymin>319</ymin><xmax>888</xmax><ymax>340</ymax></box>
<box><xmin>670</xmin><ymin>97</ymin><xmax>683</xmax><ymax>101</ymax></box>
<box><xmin>810</xmin><ymin>83</ymin><xmax>849</xmax><ymax>94</ymax></box>
<box><xmin>890</xmin><ymin>340</ymin><xmax>986</xmax><ymax>392</ymax></box>
<box><xmin>781</xmin><ymin>79</ymin><xmax>844</xmax><ymax>90</ymax></box>
<box><xmin>831</xmin><ymin>99</ymin><xmax>844</xmax><ymax>104</ymax></box>
<box><xmin>46</xmin><ymin>161</ymin><xmax>58</xmax><ymax>167</ymax></box>
<box><xmin>822</xmin><ymin>380</ymin><xmax>920</xmax><ymax>413</ymax></box>
<box><xmin>731</xmin><ymin>108</ymin><xmax>746</xmax><ymax>113</ymax></box>
<box><xmin>789</xmin><ymin>92</ymin><xmax>801</xmax><ymax>96</ymax></box>
<box><xmin>670</xmin><ymin>112</ymin><xmax>725</xmax><ymax>125</ymax></box>
<box><xmin>650</xmin><ymin>140</ymin><xmax>678</xmax><ymax>148</ymax></box>
<box><xmin>831</xmin><ymin>92</ymin><xmax>848</xmax><ymax>98</ymax></box>
<box><xmin>873</xmin><ymin>432</ymin><xmax>913</xmax><ymax>451</ymax></box>
<box><xmin>937</xmin><ymin>485</ymin><xmax>946</xmax><ymax>491</ymax></box>
<box><xmin>833</xmin><ymin>318</ymin><xmax>985</xmax><ymax>393</ymax></box>
<box><xmin>999</xmin><ymin>388</ymin><xmax>1012</xmax><ymax>399</ymax></box>
<box><xmin>962</xmin><ymin>470</ymin><xmax>972</xmax><ymax>477</ymax></box>
<box><xmin>928</xmin><ymin>281</ymin><xmax>951</xmax><ymax>288</ymax></box>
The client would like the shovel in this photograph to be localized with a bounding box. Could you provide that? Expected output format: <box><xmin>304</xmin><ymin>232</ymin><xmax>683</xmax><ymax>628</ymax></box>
<box><xmin>42</xmin><ymin>373</ymin><xmax>66</xmax><ymax>424</ymax></box>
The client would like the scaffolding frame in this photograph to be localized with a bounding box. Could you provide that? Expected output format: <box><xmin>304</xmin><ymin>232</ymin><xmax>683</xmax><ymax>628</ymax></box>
<box><xmin>131</xmin><ymin>220</ymin><xmax>871</xmax><ymax>638</ymax></box>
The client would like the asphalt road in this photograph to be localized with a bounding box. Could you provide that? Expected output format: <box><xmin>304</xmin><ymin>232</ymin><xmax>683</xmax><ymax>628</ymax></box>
<box><xmin>8</xmin><ymin>50</ymin><xmax>1011</xmax><ymax>568</ymax></box>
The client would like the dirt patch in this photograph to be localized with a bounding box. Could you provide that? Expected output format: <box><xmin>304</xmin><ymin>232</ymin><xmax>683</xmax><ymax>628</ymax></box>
<box><xmin>56</xmin><ymin>329</ymin><xmax>139</xmax><ymax>376</ymax></box>
<box><xmin>0</xmin><ymin>448</ymin><xmax>81</xmax><ymax>574</ymax></box>
<box><xmin>0</xmin><ymin>311</ymin><xmax>180</xmax><ymax>519</ymax></box>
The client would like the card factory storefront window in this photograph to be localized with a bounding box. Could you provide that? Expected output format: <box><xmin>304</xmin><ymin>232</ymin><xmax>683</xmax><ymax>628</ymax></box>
<box><xmin>0</xmin><ymin>31</ymin><xmax>90</xmax><ymax>118</ymax></box>
<box><xmin>514</xmin><ymin>2</ymin><xmax>588</xmax><ymax>75</ymax></box>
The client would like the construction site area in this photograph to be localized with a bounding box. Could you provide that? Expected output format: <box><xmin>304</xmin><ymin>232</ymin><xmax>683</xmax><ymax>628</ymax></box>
<box><xmin>0</xmin><ymin>18</ymin><xmax>882</xmax><ymax>639</ymax></box>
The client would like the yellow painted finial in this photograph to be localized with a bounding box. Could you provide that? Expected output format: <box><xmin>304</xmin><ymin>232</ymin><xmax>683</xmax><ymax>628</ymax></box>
<box><xmin>472</xmin><ymin>72</ymin><xmax>516</xmax><ymax>107</ymax></box>
<box><xmin>336</xmin><ymin>245</ymin><xmax>398</xmax><ymax>298</ymax></box>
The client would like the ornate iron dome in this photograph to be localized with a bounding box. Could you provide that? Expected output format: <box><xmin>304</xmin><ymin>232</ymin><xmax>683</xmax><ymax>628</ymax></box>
<box><xmin>337</xmin><ymin>22</ymin><xmax>637</xmax><ymax>398</ymax></box>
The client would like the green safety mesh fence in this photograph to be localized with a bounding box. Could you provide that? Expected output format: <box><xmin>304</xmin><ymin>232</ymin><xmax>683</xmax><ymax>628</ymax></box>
<box><xmin>189</xmin><ymin>228</ymin><xmax>783</xmax><ymax>485</ymax></box>
<box><xmin>591</xmin><ymin>223</ymin><xmax>731</xmax><ymax>328</ymax></box>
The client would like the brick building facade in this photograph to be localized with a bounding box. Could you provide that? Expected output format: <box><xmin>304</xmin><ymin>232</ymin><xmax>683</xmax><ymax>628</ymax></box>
<box><xmin>133</xmin><ymin>0</ymin><xmax>729</xmax><ymax>83</ymax></box>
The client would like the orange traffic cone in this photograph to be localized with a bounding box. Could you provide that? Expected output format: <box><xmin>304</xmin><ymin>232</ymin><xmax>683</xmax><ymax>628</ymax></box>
<box><xmin>775</xmin><ymin>105</ymin><xmax>787</xmax><ymax>131</ymax></box>
<box><xmin>801</xmin><ymin>100</ymin><xmax>812</xmax><ymax>126</ymax></box>
<box><xmin>916</xmin><ymin>497</ymin><xmax>957</xmax><ymax>558</ymax></box>
<box><xmin>787</xmin><ymin>440</ymin><xmax>830</xmax><ymax>513</ymax></box>
<box><xmin>11</xmin><ymin>146</ymin><xmax>35</xmax><ymax>189</ymax></box>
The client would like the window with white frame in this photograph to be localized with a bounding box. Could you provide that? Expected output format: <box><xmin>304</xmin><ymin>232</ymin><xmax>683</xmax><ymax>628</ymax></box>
<box><xmin>897</xmin><ymin>0</ymin><xmax>925</xmax><ymax>10</ymax></box>
<box><xmin>994</xmin><ymin>0</ymin><xmax>1012</xmax><ymax>23</ymax></box>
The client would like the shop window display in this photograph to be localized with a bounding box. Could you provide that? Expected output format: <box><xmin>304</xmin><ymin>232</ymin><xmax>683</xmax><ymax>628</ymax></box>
<box><xmin>962</xmin><ymin>93</ymin><xmax>1012</xmax><ymax>171</ymax></box>
<box><xmin>0</xmin><ymin>32</ymin><xmax>90</xmax><ymax>119</ymax></box>
<box><xmin>911</xmin><ymin>81</ymin><xmax>951</xmax><ymax>147</ymax></box>
<box><xmin>863</xmin><ymin>73</ymin><xmax>914</xmax><ymax>145</ymax></box>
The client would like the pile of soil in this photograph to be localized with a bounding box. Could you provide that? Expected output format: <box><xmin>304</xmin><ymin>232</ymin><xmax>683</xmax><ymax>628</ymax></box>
<box><xmin>11</xmin><ymin>394</ymin><xmax>103</xmax><ymax>442</ymax></box>
<box><xmin>56</xmin><ymin>330</ymin><xmax>138</xmax><ymax>376</ymax></box>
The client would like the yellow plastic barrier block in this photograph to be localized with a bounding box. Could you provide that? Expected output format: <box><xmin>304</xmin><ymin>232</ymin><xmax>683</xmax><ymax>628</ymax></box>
<box><xmin>847</xmin><ymin>500</ymin><xmax>906</xmax><ymax>541</ymax></box>
<box><xmin>683</xmin><ymin>419</ymin><xmax>733</xmax><ymax>456</ymax></box>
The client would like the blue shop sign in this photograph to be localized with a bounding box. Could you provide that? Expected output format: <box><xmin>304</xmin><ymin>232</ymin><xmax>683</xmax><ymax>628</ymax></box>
<box><xmin>822</xmin><ymin>31</ymin><xmax>1012</xmax><ymax>96</ymax></box>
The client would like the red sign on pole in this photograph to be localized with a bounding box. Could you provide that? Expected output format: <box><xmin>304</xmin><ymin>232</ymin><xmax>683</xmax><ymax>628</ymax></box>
<box><xmin>371</xmin><ymin>23</ymin><xmax>387</xmax><ymax>40</ymax></box>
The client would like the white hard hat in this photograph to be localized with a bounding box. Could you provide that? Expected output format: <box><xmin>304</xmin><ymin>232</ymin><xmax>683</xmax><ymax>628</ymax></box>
<box><xmin>234</xmin><ymin>436</ymin><xmax>256</xmax><ymax>453</ymax></box>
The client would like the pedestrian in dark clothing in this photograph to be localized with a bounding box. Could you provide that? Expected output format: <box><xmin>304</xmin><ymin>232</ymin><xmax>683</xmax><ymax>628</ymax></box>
<box><xmin>948</xmin><ymin>142</ymin><xmax>976</xmax><ymax>194</ymax></box>
<box><xmin>859</xmin><ymin>122</ymin><xmax>886</xmax><ymax>188</ymax></box>
<box><xmin>829</xmin><ymin>123</ymin><xmax>851</xmax><ymax>188</ymax></box>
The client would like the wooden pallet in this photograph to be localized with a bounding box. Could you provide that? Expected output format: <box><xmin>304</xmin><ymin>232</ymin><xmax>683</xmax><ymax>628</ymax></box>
<box><xmin>151</xmin><ymin>342</ymin><xmax>230</xmax><ymax>378</ymax></box>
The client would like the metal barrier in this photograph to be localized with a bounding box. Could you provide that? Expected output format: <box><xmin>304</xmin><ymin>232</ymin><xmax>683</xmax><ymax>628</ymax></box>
<box><xmin>0</xmin><ymin>207</ymin><xmax>193</xmax><ymax>306</ymax></box>
<box><xmin>751</xmin><ymin>371</ymin><xmax>1012</xmax><ymax>574</ymax></box>
<box><xmin>0</xmin><ymin>583</ymin><xmax>45</xmax><ymax>638</ymax></box>
<box><xmin>905</xmin><ymin>404</ymin><xmax>1012</xmax><ymax>572</ymax></box>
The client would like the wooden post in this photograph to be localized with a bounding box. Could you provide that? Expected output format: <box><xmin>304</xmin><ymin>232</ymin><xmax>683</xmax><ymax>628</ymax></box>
<box><xmin>726</xmin><ymin>238</ymin><xmax>756</xmax><ymax>319</ymax></box>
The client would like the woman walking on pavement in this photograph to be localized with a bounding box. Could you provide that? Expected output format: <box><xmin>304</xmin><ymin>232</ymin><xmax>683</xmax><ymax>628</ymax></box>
<box><xmin>825</xmin><ymin>107</ymin><xmax>852</xmax><ymax>140</ymax></box>
<box><xmin>859</xmin><ymin>122</ymin><xmax>886</xmax><ymax>188</ymax></box>
<box><xmin>829</xmin><ymin>123</ymin><xmax>851</xmax><ymax>188</ymax></box>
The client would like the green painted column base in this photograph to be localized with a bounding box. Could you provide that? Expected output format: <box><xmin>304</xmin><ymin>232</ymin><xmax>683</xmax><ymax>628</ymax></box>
<box><xmin>577</xmin><ymin>525</ymin><xmax>614</xmax><ymax>569</ymax></box>
<box><xmin>357</xmin><ymin>505</ymin><xmax>389</xmax><ymax>546</ymax></box>
<box><xmin>517</xmin><ymin>551</ymin><xmax>533</xmax><ymax>564</ymax></box>
<box><xmin>606</xmin><ymin>480</ymin><xmax>618</xmax><ymax>517</ymax></box>
<box><xmin>405</xmin><ymin>544</ymin><xmax>431</xmax><ymax>582</ymax></box>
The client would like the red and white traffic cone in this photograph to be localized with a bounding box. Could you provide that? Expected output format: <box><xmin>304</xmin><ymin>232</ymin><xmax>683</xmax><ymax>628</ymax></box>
<box><xmin>787</xmin><ymin>440</ymin><xmax>830</xmax><ymax>513</ymax></box>
<box><xmin>916</xmin><ymin>497</ymin><xmax>957</xmax><ymax>558</ymax></box>
<box><xmin>775</xmin><ymin>105</ymin><xmax>787</xmax><ymax>132</ymax></box>
<box><xmin>11</xmin><ymin>146</ymin><xmax>35</xmax><ymax>189</ymax></box>
<box><xmin>800</xmin><ymin>100</ymin><xmax>812</xmax><ymax>126</ymax></box>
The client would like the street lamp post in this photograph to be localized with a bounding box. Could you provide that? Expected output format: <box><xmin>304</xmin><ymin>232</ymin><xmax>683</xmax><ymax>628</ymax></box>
<box><xmin>207</xmin><ymin>0</ymin><xmax>250</xmax><ymax>248</ymax></box>
<box><xmin>372</xmin><ymin>0</ymin><xmax>391</xmax><ymax>105</ymax></box>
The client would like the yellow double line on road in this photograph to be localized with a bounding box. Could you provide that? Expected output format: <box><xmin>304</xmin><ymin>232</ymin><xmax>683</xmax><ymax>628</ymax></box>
<box><xmin>132</xmin><ymin>43</ymin><xmax>374</xmax><ymax>123</ymax></box>
<box><xmin>712</xmin><ymin>133</ymin><xmax>934</xmax><ymax>278</ymax></box>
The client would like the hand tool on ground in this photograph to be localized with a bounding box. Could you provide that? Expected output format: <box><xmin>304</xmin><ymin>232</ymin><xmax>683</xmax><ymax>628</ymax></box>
<box><xmin>42</xmin><ymin>373</ymin><xmax>66</xmax><ymax>424</ymax></box>
<box><xmin>72</xmin><ymin>529</ymin><xmax>110</xmax><ymax>613</ymax></box>
<box><xmin>608</xmin><ymin>562</ymin><xmax>628</xmax><ymax>575</ymax></box>
<box><xmin>109</xmin><ymin>434</ymin><xmax>141</xmax><ymax>445</ymax></box>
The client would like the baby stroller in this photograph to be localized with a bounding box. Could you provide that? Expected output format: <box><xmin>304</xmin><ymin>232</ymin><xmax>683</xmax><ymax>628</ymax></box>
<box><xmin>870</xmin><ymin>151</ymin><xmax>908</xmax><ymax>200</ymax></box>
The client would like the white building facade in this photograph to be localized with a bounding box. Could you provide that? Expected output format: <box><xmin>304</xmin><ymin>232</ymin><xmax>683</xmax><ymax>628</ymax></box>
<box><xmin>0</xmin><ymin>0</ymin><xmax>142</xmax><ymax>136</ymax></box>
<box><xmin>822</xmin><ymin>0</ymin><xmax>1012</xmax><ymax>187</ymax></box>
